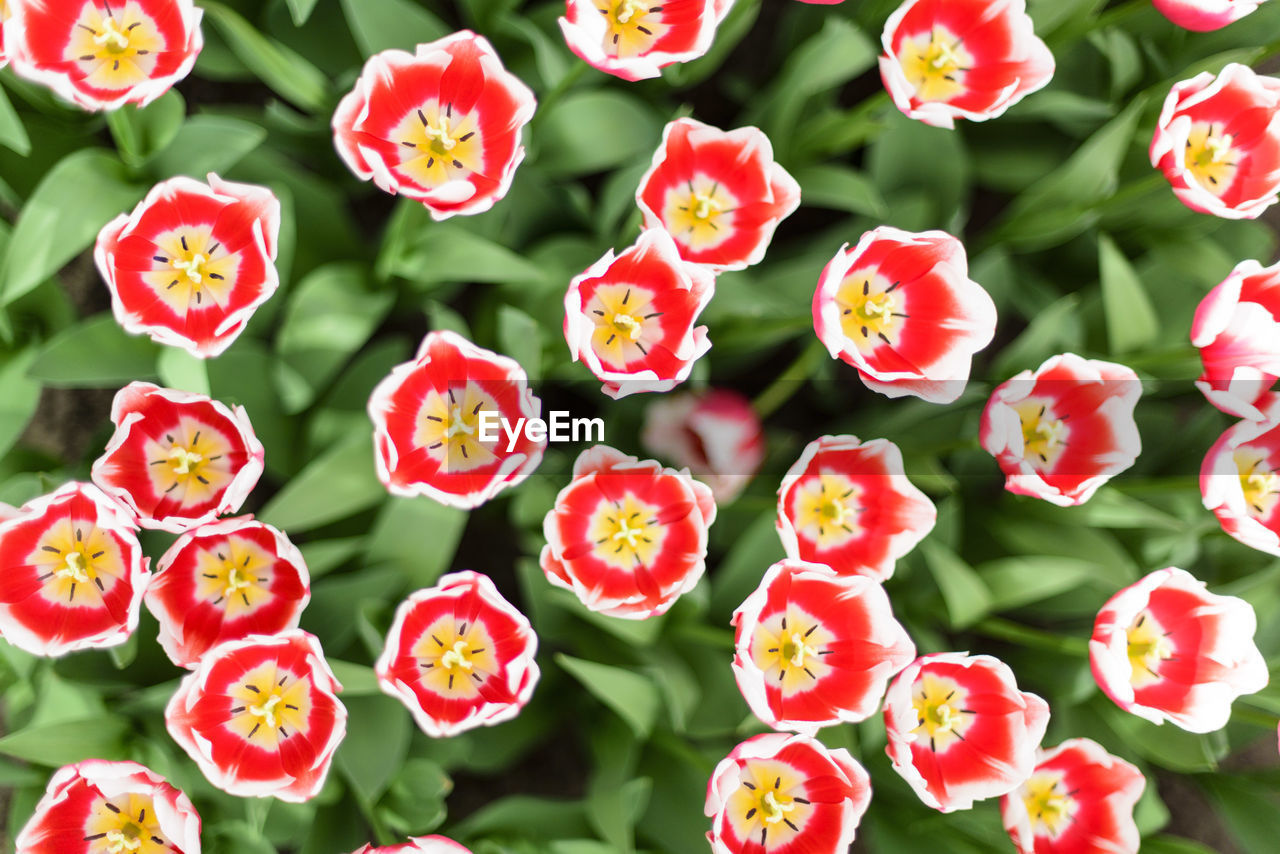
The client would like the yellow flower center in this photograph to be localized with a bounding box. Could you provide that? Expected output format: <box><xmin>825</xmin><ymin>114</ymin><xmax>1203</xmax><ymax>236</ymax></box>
<box><xmin>85</xmin><ymin>795</ymin><xmax>171</xmax><ymax>854</ymax></box>
<box><xmin>445</xmin><ymin>404</ymin><xmax>477</xmax><ymax>440</ymax></box>
<box><xmin>440</xmin><ymin>639</ymin><xmax>476</xmax><ymax>672</ymax></box>
<box><xmin>416</xmin><ymin>619</ymin><xmax>494</xmax><ymax>694</ymax></box>
<box><xmin>663</xmin><ymin>179</ymin><xmax>736</xmax><ymax>252</ymax></box>
<box><xmin>1237</xmin><ymin>453</ymin><xmax>1280</xmax><ymax>518</ymax></box>
<box><xmin>94</xmin><ymin>17</ymin><xmax>132</xmax><ymax>53</ymax></box>
<box><xmin>611</xmin><ymin>312</ymin><xmax>645</xmax><ymax>340</ymax></box>
<box><xmin>758</xmin><ymin>789</ymin><xmax>796</xmax><ymax>825</ymax></box>
<box><xmin>172</xmin><ymin>253</ymin><xmax>207</xmax><ymax>286</ymax></box>
<box><xmin>58</xmin><ymin>550</ymin><xmax>91</xmax><ymax>584</ymax></box>
<box><xmin>1126</xmin><ymin>610</ymin><xmax>1172</xmax><ymax>687</ymax></box>
<box><xmin>1022</xmin><ymin>774</ymin><xmax>1074</xmax><ymax>837</ymax></box>
<box><xmin>423</xmin><ymin>116</ymin><xmax>459</xmax><ymax>153</ymax></box>
<box><xmin>793</xmin><ymin>474</ymin><xmax>862</xmax><ymax>548</ymax></box>
<box><xmin>590</xmin><ymin>494</ymin><xmax>665</xmax><ymax>570</ymax></box>
<box><xmin>168</xmin><ymin>445</ymin><xmax>204</xmax><ymax>475</ymax></box>
<box><xmin>780</xmin><ymin>632</ymin><xmax>818</xmax><ymax>669</ymax></box>
<box><xmin>614</xmin><ymin>0</ymin><xmax>648</xmax><ymax>24</ymax></box>
<box><xmin>1016</xmin><ymin>401</ymin><xmax>1068</xmax><ymax>468</ymax></box>
<box><xmin>910</xmin><ymin>674</ymin><xmax>969</xmax><ymax>751</ymax></box>
<box><xmin>836</xmin><ymin>277</ymin><xmax>905</xmax><ymax>349</ymax></box>
<box><xmin>1184</xmin><ymin>123</ymin><xmax>1239</xmax><ymax>195</ymax></box>
<box><xmin>898</xmin><ymin>27</ymin><xmax>972</xmax><ymax>102</ymax></box>
<box><xmin>248</xmin><ymin>693</ymin><xmax>283</xmax><ymax>729</ymax></box>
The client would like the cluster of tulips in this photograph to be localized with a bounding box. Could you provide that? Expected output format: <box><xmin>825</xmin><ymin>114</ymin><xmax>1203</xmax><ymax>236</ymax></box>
<box><xmin>2</xmin><ymin>0</ymin><xmax>1279</xmax><ymax>852</ymax></box>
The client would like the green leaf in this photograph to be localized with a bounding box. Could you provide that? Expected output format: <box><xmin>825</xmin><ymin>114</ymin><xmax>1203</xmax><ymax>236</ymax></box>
<box><xmin>0</xmin><ymin>84</ymin><xmax>31</xmax><ymax>156</ymax></box>
<box><xmin>337</xmin><ymin>695</ymin><xmax>412</xmax><ymax>801</ymax></box>
<box><xmin>1102</xmin><ymin>702</ymin><xmax>1228</xmax><ymax>773</ymax></box>
<box><xmin>1201</xmin><ymin>775</ymin><xmax>1280</xmax><ymax>853</ymax></box>
<box><xmin>793</xmin><ymin>165</ymin><xmax>887</xmax><ymax>218</ymax></box>
<box><xmin>1099</xmin><ymin>234</ymin><xmax>1159</xmax><ymax>355</ymax></box>
<box><xmin>0</xmin><ymin>718</ymin><xmax>129</xmax><ymax>765</ymax></box>
<box><xmin>202</xmin><ymin>2</ymin><xmax>329</xmax><ymax>111</ymax></box>
<box><xmin>106</xmin><ymin>93</ymin><xmax>186</xmax><ymax>166</ymax></box>
<box><xmin>258</xmin><ymin>433</ymin><xmax>386</xmax><ymax>532</ymax></box>
<box><xmin>708</xmin><ymin>512</ymin><xmax>785</xmax><ymax>621</ymax></box>
<box><xmin>496</xmin><ymin>305</ymin><xmax>544</xmax><ymax>377</ymax></box>
<box><xmin>326</xmin><ymin>660</ymin><xmax>383</xmax><ymax>696</ymax></box>
<box><xmin>978</xmin><ymin>556</ymin><xmax>1104</xmax><ymax>611</ymax></box>
<box><xmin>556</xmin><ymin>654</ymin><xmax>660</xmax><ymax>737</ymax></box>
<box><xmin>535</xmin><ymin>90</ymin><xmax>662</xmax><ymax>176</ymax></box>
<box><xmin>384</xmin><ymin>758</ymin><xmax>451</xmax><ymax>836</ymax></box>
<box><xmin>586</xmin><ymin>776</ymin><xmax>651</xmax><ymax>854</ymax></box>
<box><xmin>1140</xmin><ymin>837</ymin><xmax>1224</xmax><ymax>854</ymax></box>
<box><xmin>339</xmin><ymin>0</ymin><xmax>448</xmax><ymax>57</ymax></box>
<box><xmin>27</xmin><ymin>314</ymin><xmax>159</xmax><ymax>387</ymax></box>
<box><xmin>0</xmin><ymin>150</ymin><xmax>145</xmax><ymax>308</ymax></box>
<box><xmin>365</xmin><ymin>497</ymin><xmax>466</xmax><ymax>589</ymax></box>
<box><xmin>379</xmin><ymin>221</ymin><xmax>545</xmax><ymax>287</ymax></box>
<box><xmin>992</xmin><ymin>294</ymin><xmax>1081</xmax><ymax>378</ymax></box>
<box><xmin>920</xmin><ymin>540</ymin><xmax>992</xmax><ymax>629</ymax></box>
<box><xmin>146</xmin><ymin>115</ymin><xmax>267</xmax><ymax>178</ymax></box>
<box><xmin>0</xmin><ymin>349</ymin><xmax>41</xmax><ymax>459</ymax></box>
<box><xmin>156</xmin><ymin>347</ymin><xmax>211</xmax><ymax>396</ymax></box>
<box><xmin>284</xmin><ymin>0</ymin><xmax>321</xmax><ymax>25</ymax></box>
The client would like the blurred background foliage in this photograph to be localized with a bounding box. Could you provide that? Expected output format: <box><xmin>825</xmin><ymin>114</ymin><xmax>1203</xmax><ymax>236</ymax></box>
<box><xmin>2</xmin><ymin>0</ymin><xmax>1280</xmax><ymax>851</ymax></box>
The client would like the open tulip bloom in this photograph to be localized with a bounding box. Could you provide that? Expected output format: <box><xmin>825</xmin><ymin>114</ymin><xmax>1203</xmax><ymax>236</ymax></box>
<box><xmin>95</xmin><ymin>173</ymin><xmax>282</xmax><ymax>358</ymax></box>
<box><xmin>812</xmin><ymin>227</ymin><xmax>997</xmax><ymax>404</ymax></box>
<box><xmin>1150</xmin><ymin>63</ymin><xmax>1280</xmax><ymax>220</ymax></box>
<box><xmin>885</xmin><ymin>652</ymin><xmax>1050</xmax><ymax>813</ymax></box>
<box><xmin>16</xmin><ymin>759</ymin><xmax>201</xmax><ymax>854</ymax></box>
<box><xmin>980</xmin><ymin>354</ymin><xmax>1142</xmax><ymax>507</ymax></box>
<box><xmin>732</xmin><ymin>559</ymin><xmax>916</xmax><ymax>733</ymax></box>
<box><xmin>1192</xmin><ymin>258</ymin><xmax>1280</xmax><ymax>420</ymax></box>
<box><xmin>333</xmin><ymin>31</ymin><xmax>536</xmax><ymax>220</ymax></box>
<box><xmin>1000</xmin><ymin>738</ymin><xmax>1144</xmax><ymax>854</ymax></box>
<box><xmin>1153</xmin><ymin>0</ymin><xmax>1267</xmax><ymax>31</ymax></box>
<box><xmin>564</xmin><ymin>228</ymin><xmax>715</xmax><ymax>399</ymax></box>
<box><xmin>165</xmin><ymin>629</ymin><xmax>347</xmax><ymax>802</ymax></box>
<box><xmin>1089</xmin><ymin>567</ymin><xmax>1268</xmax><ymax>733</ymax></box>
<box><xmin>1202</xmin><ymin>403</ymin><xmax>1280</xmax><ymax>555</ymax></box>
<box><xmin>7</xmin><ymin>0</ymin><xmax>202</xmax><ymax>111</ymax></box>
<box><xmin>0</xmin><ymin>481</ymin><xmax>148</xmax><ymax>658</ymax></box>
<box><xmin>349</xmin><ymin>838</ymin><xmax>472</xmax><ymax>854</ymax></box>
<box><xmin>91</xmin><ymin>382</ymin><xmax>265</xmax><ymax>533</ymax></box>
<box><xmin>705</xmin><ymin>732</ymin><xmax>872</xmax><ymax>854</ymax></box>
<box><xmin>776</xmin><ymin>435</ymin><xmax>936</xmax><ymax>582</ymax></box>
<box><xmin>636</xmin><ymin>118</ymin><xmax>800</xmax><ymax>271</ymax></box>
<box><xmin>376</xmin><ymin>570</ymin><xmax>539</xmax><ymax>738</ymax></box>
<box><xmin>368</xmin><ymin>330</ymin><xmax>546</xmax><ymax>509</ymax></box>
<box><xmin>879</xmin><ymin>0</ymin><xmax>1054</xmax><ymax>129</ymax></box>
<box><xmin>640</xmin><ymin>388</ymin><xmax>765</xmax><ymax>503</ymax></box>
<box><xmin>146</xmin><ymin>516</ymin><xmax>311</xmax><ymax>669</ymax></box>
<box><xmin>540</xmin><ymin>444</ymin><xmax>716</xmax><ymax>619</ymax></box>
<box><xmin>559</xmin><ymin>0</ymin><xmax>721</xmax><ymax>82</ymax></box>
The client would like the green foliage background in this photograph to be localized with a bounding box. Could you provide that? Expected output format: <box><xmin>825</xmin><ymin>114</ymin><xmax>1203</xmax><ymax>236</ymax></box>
<box><xmin>2</xmin><ymin>0</ymin><xmax>1280</xmax><ymax>851</ymax></box>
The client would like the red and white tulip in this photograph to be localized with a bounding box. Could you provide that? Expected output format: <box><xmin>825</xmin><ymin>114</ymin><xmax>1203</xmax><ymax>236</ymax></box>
<box><xmin>564</xmin><ymin>228</ymin><xmax>714</xmax><ymax>399</ymax></box>
<box><xmin>1090</xmin><ymin>567</ymin><xmax>1268</xmax><ymax>732</ymax></box>
<box><xmin>731</xmin><ymin>559</ymin><xmax>916</xmax><ymax>733</ymax></box>
<box><xmin>16</xmin><ymin>760</ymin><xmax>201</xmax><ymax>854</ymax></box>
<box><xmin>91</xmin><ymin>382</ymin><xmax>265</xmax><ymax>533</ymax></box>
<box><xmin>0</xmin><ymin>482</ymin><xmax>147</xmax><ymax>657</ymax></box>
<box><xmin>1150</xmin><ymin>63</ymin><xmax>1280</xmax><ymax>220</ymax></box>
<box><xmin>7</xmin><ymin>0</ymin><xmax>202</xmax><ymax>111</ymax></box>
<box><xmin>146</xmin><ymin>516</ymin><xmax>311</xmax><ymax>669</ymax></box>
<box><xmin>1192</xmin><ymin>258</ymin><xmax>1280</xmax><ymax>420</ymax></box>
<box><xmin>95</xmin><ymin>173</ymin><xmax>282</xmax><ymax>358</ymax></box>
<box><xmin>540</xmin><ymin>444</ymin><xmax>716</xmax><ymax>619</ymax></box>
<box><xmin>1202</xmin><ymin>403</ymin><xmax>1280</xmax><ymax>555</ymax></box>
<box><xmin>376</xmin><ymin>570</ymin><xmax>539</xmax><ymax>738</ymax></box>
<box><xmin>879</xmin><ymin>0</ymin><xmax>1054</xmax><ymax>129</ymax></box>
<box><xmin>705</xmin><ymin>732</ymin><xmax>871</xmax><ymax>854</ymax></box>
<box><xmin>333</xmin><ymin>31</ymin><xmax>536</xmax><ymax>220</ymax></box>
<box><xmin>165</xmin><ymin>629</ymin><xmax>346</xmax><ymax>802</ymax></box>
<box><xmin>368</xmin><ymin>330</ymin><xmax>546</xmax><ymax>509</ymax></box>
<box><xmin>1153</xmin><ymin>0</ymin><xmax>1266</xmax><ymax>31</ymax></box>
<box><xmin>559</xmin><ymin>0</ymin><xmax>720</xmax><ymax>82</ymax></box>
<box><xmin>884</xmin><ymin>652</ymin><xmax>1051</xmax><ymax>813</ymax></box>
<box><xmin>348</xmin><ymin>838</ymin><xmax>471</xmax><ymax>854</ymax></box>
<box><xmin>1000</xmin><ymin>738</ymin><xmax>1144</xmax><ymax>854</ymax></box>
<box><xmin>636</xmin><ymin>118</ymin><xmax>800</xmax><ymax>271</ymax></box>
<box><xmin>640</xmin><ymin>388</ymin><xmax>765</xmax><ymax>503</ymax></box>
<box><xmin>775</xmin><ymin>435</ymin><xmax>935</xmax><ymax>582</ymax></box>
<box><xmin>980</xmin><ymin>354</ymin><xmax>1142</xmax><ymax>507</ymax></box>
<box><xmin>812</xmin><ymin>227</ymin><xmax>997</xmax><ymax>404</ymax></box>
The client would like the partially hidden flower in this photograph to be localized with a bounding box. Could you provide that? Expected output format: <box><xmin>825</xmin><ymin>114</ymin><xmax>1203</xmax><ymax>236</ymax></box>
<box><xmin>333</xmin><ymin>31</ymin><xmax>536</xmax><ymax>220</ymax></box>
<box><xmin>95</xmin><ymin>173</ymin><xmax>282</xmax><ymax>358</ymax></box>
<box><xmin>564</xmin><ymin>228</ymin><xmax>714</xmax><ymax>399</ymax></box>
<box><xmin>1089</xmin><ymin>567</ymin><xmax>1268</xmax><ymax>732</ymax></box>
<box><xmin>812</xmin><ymin>226</ymin><xmax>997</xmax><ymax>404</ymax></box>
<box><xmin>0</xmin><ymin>482</ymin><xmax>147</xmax><ymax>657</ymax></box>
<box><xmin>146</xmin><ymin>516</ymin><xmax>311</xmax><ymax>669</ymax></box>
<box><xmin>1202</xmin><ymin>403</ymin><xmax>1280</xmax><ymax>555</ymax></box>
<box><xmin>732</xmin><ymin>559</ymin><xmax>916</xmax><ymax>733</ymax></box>
<box><xmin>540</xmin><ymin>444</ymin><xmax>716</xmax><ymax>619</ymax></box>
<box><xmin>775</xmin><ymin>434</ymin><xmax>935</xmax><ymax>582</ymax></box>
<box><xmin>980</xmin><ymin>354</ymin><xmax>1142</xmax><ymax>507</ymax></box>
<box><xmin>559</xmin><ymin>0</ymin><xmax>720</xmax><ymax>82</ymax></box>
<box><xmin>1192</xmin><ymin>258</ymin><xmax>1280</xmax><ymax>420</ymax></box>
<box><xmin>1153</xmin><ymin>0</ymin><xmax>1266</xmax><ymax>31</ymax></box>
<box><xmin>349</xmin><ymin>838</ymin><xmax>472</xmax><ymax>854</ymax></box>
<box><xmin>636</xmin><ymin>117</ymin><xmax>800</xmax><ymax>271</ymax></box>
<box><xmin>640</xmin><ymin>388</ymin><xmax>765</xmax><ymax>503</ymax></box>
<box><xmin>883</xmin><ymin>652</ymin><xmax>1051</xmax><ymax>813</ymax></box>
<box><xmin>8</xmin><ymin>0</ymin><xmax>202</xmax><ymax>111</ymax></box>
<box><xmin>1150</xmin><ymin>62</ymin><xmax>1280</xmax><ymax>220</ymax></box>
<box><xmin>165</xmin><ymin>629</ymin><xmax>346</xmax><ymax>802</ymax></box>
<box><xmin>91</xmin><ymin>382</ymin><xmax>265</xmax><ymax>533</ymax></box>
<box><xmin>377</xmin><ymin>570</ymin><xmax>539</xmax><ymax>738</ymax></box>
<box><xmin>16</xmin><ymin>759</ymin><xmax>201</xmax><ymax>854</ymax></box>
<box><xmin>1000</xmin><ymin>738</ymin><xmax>1144</xmax><ymax>854</ymax></box>
<box><xmin>879</xmin><ymin>0</ymin><xmax>1054</xmax><ymax>129</ymax></box>
<box><xmin>368</xmin><ymin>330</ymin><xmax>546</xmax><ymax>509</ymax></box>
<box><xmin>705</xmin><ymin>732</ymin><xmax>872</xmax><ymax>854</ymax></box>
